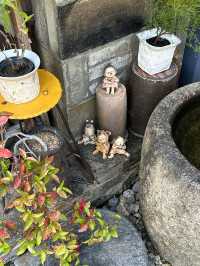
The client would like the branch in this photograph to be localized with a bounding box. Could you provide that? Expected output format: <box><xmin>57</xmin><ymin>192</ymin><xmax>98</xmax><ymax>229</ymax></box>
<box><xmin>0</xmin><ymin>29</ymin><xmax>12</xmax><ymax>49</ymax></box>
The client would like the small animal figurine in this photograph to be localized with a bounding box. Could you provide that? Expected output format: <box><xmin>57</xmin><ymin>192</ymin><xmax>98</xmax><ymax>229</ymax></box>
<box><xmin>78</xmin><ymin>120</ymin><xmax>96</xmax><ymax>145</ymax></box>
<box><xmin>102</xmin><ymin>66</ymin><xmax>119</xmax><ymax>95</ymax></box>
<box><xmin>108</xmin><ymin>136</ymin><xmax>130</xmax><ymax>159</ymax></box>
<box><xmin>93</xmin><ymin>130</ymin><xmax>111</xmax><ymax>159</ymax></box>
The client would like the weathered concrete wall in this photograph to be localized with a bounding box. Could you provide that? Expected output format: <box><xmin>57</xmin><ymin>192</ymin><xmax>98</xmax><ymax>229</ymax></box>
<box><xmin>56</xmin><ymin>0</ymin><xmax>145</xmax><ymax>58</ymax></box>
<box><xmin>62</xmin><ymin>34</ymin><xmax>138</xmax><ymax>107</ymax></box>
<box><xmin>31</xmin><ymin>0</ymin><xmax>146</xmax><ymax>137</ymax></box>
<box><xmin>60</xmin><ymin>33</ymin><xmax>138</xmax><ymax>137</ymax></box>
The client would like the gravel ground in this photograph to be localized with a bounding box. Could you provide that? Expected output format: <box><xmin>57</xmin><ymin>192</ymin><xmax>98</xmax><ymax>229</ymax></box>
<box><xmin>105</xmin><ymin>179</ymin><xmax>172</xmax><ymax>266</ymax></box>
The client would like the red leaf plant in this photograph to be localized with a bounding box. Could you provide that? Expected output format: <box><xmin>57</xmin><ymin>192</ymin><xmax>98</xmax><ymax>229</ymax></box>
<box><xmin>0</xmin><ymin>114</ymin><xmax>10</xmax><ymax>127</ymax></box>
<box><xmin>3</xmin><ymin>220</ymin><xmax>16</xmax><ymax>230</ymax></box>
<box><xmin>0</xmin><ymin>228</ymin><xmax>9</xmax><ymax>240</ymax></box>
<box><xmin>0</xmin><ymin>148</ymin><xmax>12</xmax><ymax>159</ymax></box>
<box><xmin>0</xmin><ymin>119</ymin><xmax>119</xmax><ymax>266</ymax></box>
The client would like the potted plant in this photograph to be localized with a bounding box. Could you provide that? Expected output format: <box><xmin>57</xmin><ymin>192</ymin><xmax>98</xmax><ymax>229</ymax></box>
<box><xmin>0</xmin><ymin>0</ymin><xmax>40</xmax><ymax>104</ymax></box>
<box><xmin>0</xmin><ymin>114</ymin><xmax>119</xmax><ymax>266</ymax></box>
<box><xmin>137</xmin><ymin>0</ymin><xmax>200</xmax><ymax>75</ymax></box>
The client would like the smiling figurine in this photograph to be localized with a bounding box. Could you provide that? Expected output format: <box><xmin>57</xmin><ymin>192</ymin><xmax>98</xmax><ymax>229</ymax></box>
<box><xmin>108</xmin><ymin>136</ymin><xmax>130</xmax><ymax>159</ymax></box>
<box><xmin>93</xmin><ymin>130</ymin><xmax>111</xmax><ymax>159</ymax></box>
<box><xmin>102</xmin><ymin>66</ymin><xmax>119</xmax><ymax>95</ymax></box>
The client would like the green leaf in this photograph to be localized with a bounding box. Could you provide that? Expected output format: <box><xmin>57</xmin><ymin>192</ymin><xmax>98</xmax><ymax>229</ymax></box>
<box><xmin>24</xmin><ymin>216</ymin><xmax>33</xmax><ymax>231</ymax></box>
<box><xmin>60</xmin><ymin>214</ymin><xmax>67</xmax><ymax>221</ymax></box>
<box><xmin>33</xmin><ymin>212</ymin><xmax>44</xmax><ymax>219</ymax></box>
<box><xmin>17</xmin><ymin>243</ymin><xmax>28</xmax><ymax>256</ymax></box>
<box><xmin>55</xmin><ymin>244</ymin><xmax>67</xmax><ymax>257</ymax></box>
<box><xmin>88</xmin><ymin>220</ymin><xmax>96</xmax><ymax>231</ymax></box>
<box><xmin>0</xmin><ymin>241</ymin><xmax>10</xmax><ymax>255</ymax></box>
<box><xmin>62</xmin><ymin>186</ymin><xmax>72</xmax><ymax>194</ymax></box>
<box><xmin>75</xmin><ymin>259</ymin><xmax>80</xmax><ymax>266</ymax></box>
<box><xmin>110</xmin><ymin>228</ymin><xmax>118</xmax><ymax>238</ymax></box>
<box><xmin>113</xmin><ymin>214</ymin><xmax>121</xmax><ymax>220</ymax></box>
<box><xmin>97</xmin><ymin>218</ymin><xmax>105</xmax><ymax>227</ymax></box>
<box><xmin>36</xmin><ymin>231</ymin><xmax>42</xmax><ymax>246</ymax></box>
<box><xmin>27</xmin><ymin>245</ymin><xmax>36</xmax><ymax>255</ymax></box>
<box><xmin>22</xmin><ymin>212</ymin><xmax>29</xmax><ymax>222</ymax></box>
<box><xmin>39</xmin><ymin>250</ymin><xmax>47</xmax><ymax>265</ymax></box>
<box><xmin>94</xmin><ymin>210</ymin><xmax>102</xmax><ymax>218</ymax></box>
<box><xmin>15</xmin><ymin>206</ymin><xmax>25</xmax><ymax>213</ymax></box>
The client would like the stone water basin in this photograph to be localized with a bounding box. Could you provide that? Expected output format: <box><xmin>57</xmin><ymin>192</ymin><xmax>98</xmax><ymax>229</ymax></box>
<box><xmin>140</xmin><ymin>82</ymin><xmax>200</xmax><ymax>266</ymax></box>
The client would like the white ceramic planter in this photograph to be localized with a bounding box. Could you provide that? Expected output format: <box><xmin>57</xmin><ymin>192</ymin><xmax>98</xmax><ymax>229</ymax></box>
<box><xmin>137</xmin><ymin>28</ymin><xmax>181</xmax><ymax>75</ymax></box>
<box><xmin>0</xmin><ymin>49</ymin><xmax>40</xmax><ymax>104</ymax></box>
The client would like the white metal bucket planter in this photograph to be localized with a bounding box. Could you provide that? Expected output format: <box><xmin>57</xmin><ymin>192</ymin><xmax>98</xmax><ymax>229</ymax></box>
<box><xmin>137</xmin><ymin>28</ymin><xmax>181</xmax><ymax>75</ymax></box>
<box><xmin>0</xmin><ymin>49</ymin><xmax>40</xmax><ymax>104</ymax></box>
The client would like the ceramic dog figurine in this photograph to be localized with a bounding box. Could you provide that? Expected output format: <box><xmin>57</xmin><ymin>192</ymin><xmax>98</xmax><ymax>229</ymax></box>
<box><xmin>102</xmin><ymin>66</ymin><xmax>119</xmax><ymax>95</ymax></box>
<box><xmin>108</xmin><ymin>136</ymin><xmax>130</xmax><ymax>159</ymax></box>
<box><xmin>78</xmin><ymin>120</ymin><xmax>96</xmax><ymax>145</ymax></box>
<box><xmin>93</xmin><ymin>130</ymin><xmax>111</xmax><ymax>159</ymax></box>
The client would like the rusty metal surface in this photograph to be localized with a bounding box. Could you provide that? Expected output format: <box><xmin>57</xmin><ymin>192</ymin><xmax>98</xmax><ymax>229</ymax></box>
<box><xmin>128</xmin><ymin>64</ymin><xmax>178</xmax><ymax>136</ymax></box>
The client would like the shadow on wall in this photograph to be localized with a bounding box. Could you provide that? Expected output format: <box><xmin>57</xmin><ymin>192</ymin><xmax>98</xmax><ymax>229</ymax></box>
<box><xmin>57</xmin><ymin>0</ymin><xmax>145</xmax><ymax>58</ymax></box>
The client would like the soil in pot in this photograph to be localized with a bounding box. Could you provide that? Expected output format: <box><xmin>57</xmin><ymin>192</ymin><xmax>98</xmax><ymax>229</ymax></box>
<box><xmin>146</xmin><ymin>36</ymin><xmax>170</xmax><ymax>47</ymax></box>
<box><xmin>0</xmin><ymin>56</ymin><xmax>34</xmax><ymax>77</ymax></box>
<box><xmin>173</xmin><ymin>98</ymin><xmax>200</xmax><ymax>170</ymax></box>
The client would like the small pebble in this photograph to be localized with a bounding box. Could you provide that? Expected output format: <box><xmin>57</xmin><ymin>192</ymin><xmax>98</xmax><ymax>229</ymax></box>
<box><xmin>107</xmin><ymin>196</ymin><xmax>119</xmax><ymax>211</ymax></box>
<box><xmin>135</xmin><ymin>192</ymin><xmax>140</xmax><ymax>201</ymax></box>
<box><xmin>123</xmin><ymin>189</ymin><xmax>135</xmax><ymax>200</ymax></box>
<box><xmin>133</xmin><ymin>203</ymin><xmax>140</xmax><ymax>213</ymax></box>
<box><xmin>132</xmin><ymin>181</ymin><xmax>140</xmax><ymax>193</ymax></box>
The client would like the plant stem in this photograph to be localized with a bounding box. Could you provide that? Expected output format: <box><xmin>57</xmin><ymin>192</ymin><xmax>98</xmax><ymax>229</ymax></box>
<box><xmin>154</xmin><ymin>31</ymin><xmax>167</xmax><ymax>45</ymax></box>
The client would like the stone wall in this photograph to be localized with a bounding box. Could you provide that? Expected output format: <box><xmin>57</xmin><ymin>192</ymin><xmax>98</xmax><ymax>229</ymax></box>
<box><xmin>56</xmin><ymin>0</ymin><xmax>145</xmax><ymax>58</ymax></box>
<box><xmin>31</xmin><ymin>0</ymin><xmax>147</xmax><ymax>137</ymax></box>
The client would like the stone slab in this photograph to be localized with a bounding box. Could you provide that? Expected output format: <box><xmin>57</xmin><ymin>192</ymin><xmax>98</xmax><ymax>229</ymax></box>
<box><xmin>79</xmin><ymin>209</ymin><xmax>149</xmax><ymax>266</ymax></box>
<box><xmin>14</xmin><ymin>254</ymin><xmax>40</xmax><ymax>266</ymax></box>
<box><xmin>34</xmin><ymin>209</ymin><xmax>149</xmax><ymax>266</ymax></box>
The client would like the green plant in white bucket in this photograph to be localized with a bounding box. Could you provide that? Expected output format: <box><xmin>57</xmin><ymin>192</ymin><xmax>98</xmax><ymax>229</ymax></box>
<box><xmin>0</xmin><ymin>0</ymin><xmax>40</xmax><ymax>104</ymax></box>
<box><xmin>137</xmin><ymin>0</ymin><xmax>200</xmax><ymax>75</ymax></box>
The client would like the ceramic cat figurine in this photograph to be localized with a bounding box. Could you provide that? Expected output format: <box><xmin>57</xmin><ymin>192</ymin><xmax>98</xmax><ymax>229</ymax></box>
<box><xmin>78</xmin><ymin>120</ymin><xmax>96</xmax><ymax>145</ymax></box>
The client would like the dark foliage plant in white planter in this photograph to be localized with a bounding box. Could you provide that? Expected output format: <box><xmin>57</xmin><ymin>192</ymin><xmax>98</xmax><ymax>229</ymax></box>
<box><xmin>137</xmin><ymin>0</ymin><xmax>200</xmax><ymax>75</ymax></box>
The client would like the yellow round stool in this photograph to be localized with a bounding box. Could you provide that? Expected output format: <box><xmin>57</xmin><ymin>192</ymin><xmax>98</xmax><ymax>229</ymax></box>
<box><xmin>0</xmin><ymin>69</ymin><xmax>62</xmax><ymax>119</ymax></box>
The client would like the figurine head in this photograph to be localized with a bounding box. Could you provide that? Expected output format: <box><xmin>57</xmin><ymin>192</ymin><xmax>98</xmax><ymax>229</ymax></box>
<box><xmin>104</xmin><ymin>66</ymin><xmax>117</xmax><ymax>79</ymax></box>
<box><xmin>85</xmin><ymin>120</ymin><xmax>94</xmax><ymax>126</ymax></box>
<box><xmin>97</xmin><ymin>130</ymin><xmax>111</xmax><ymax>144</ymax></box>
<box><xmin>113</xmin><ymin>136</ymin><xmax>125</xmax><ymax>146</ymax></box>
<box><xmin>85</xmin><ymin>120</ymin><xmax>95</xmax><ymax>136</ymax></box>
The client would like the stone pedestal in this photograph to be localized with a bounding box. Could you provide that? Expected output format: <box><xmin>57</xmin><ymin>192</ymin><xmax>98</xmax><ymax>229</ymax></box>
<box><xmin>128</xmin><ymin>63</ymin><xmax>178</xmax><ymax>137</ymax></box>
<box><xmin>96</xmin><ymin>84</ymin><xmax>127</xmax><ymax>139</ymax></box>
